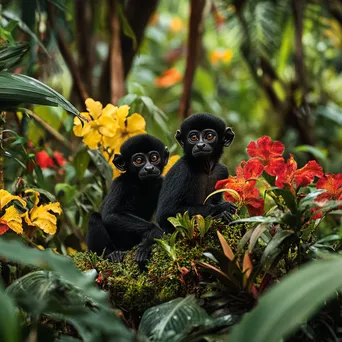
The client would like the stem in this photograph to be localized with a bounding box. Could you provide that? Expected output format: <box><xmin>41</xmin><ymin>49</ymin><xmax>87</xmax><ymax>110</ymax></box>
<box><xmin>0</xmin><ymin>112</ymin><xmax>5</xmax><ymax>190</ymax></box>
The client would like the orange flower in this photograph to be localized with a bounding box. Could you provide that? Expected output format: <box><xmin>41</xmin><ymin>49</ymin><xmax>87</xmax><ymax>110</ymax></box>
<box><xmin>155</xmin><ymin>68</ymin><xmax>182</xmax><ymax>88</ymax></box>
<box><xmin>244</xmin><ymin>136</ymin><xmax>285</xmax><ymax>179</ymax></box>
<box><xmin>215</xmin><ymin>161</ymin><xmax>264</xmax><ymax>216</ymax></box>
<box><xmin>169</xmin><ymin>17</ymin><xmax>184</xmax><ymax>32</ymax></box>
<box><xmin>312</xmin><ymin>174</ymin><xmax>342</xmax><ymax>218</ymax></box>
<box><xmin>213</xmin><ymin>10</ymin><xmax>225</xmax><ymax>28</ymax></box>
<box><xmin>210</xmin><ymin>50</ymin><xmax>233</xmax><ymax>65</ymax></box>
<box><xmin>275</xmin><ymin>154</ymin><xmax>323</xmax><ymax>194</ymax></box>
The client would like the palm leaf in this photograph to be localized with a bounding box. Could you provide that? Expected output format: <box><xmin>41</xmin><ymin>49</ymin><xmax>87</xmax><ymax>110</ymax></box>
<box><xmin>0</xmin><ymin>42</ymin><xmax>29</xmax><ymax>71</ymax></box>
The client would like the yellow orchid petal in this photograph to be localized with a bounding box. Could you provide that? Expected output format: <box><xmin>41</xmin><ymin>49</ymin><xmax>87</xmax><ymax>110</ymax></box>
<box><xmin>0</xmin><ymin>189</ymin><xmax>26</xmax><ymax>210</ymax></box>
<box><xmin>102</xmin><ymin>104</ymin><xmax>118</xmax><ymax>118</ymax></box>
<box><xmin>162</xmin><ymin>155</ymin><xmax>180</xmax><ymax>176</ymax></box>
<box><xmin>126</xmin><ymin>113</ymin><xmax>146</xmax><ymax>133</ymax></box>
<box><xmin>116</xmin><ymin>105</ymin><xmax>130</xmax><ymax>130</ymax></box>
<box><xmin>83</xmin><ymin>129</ymin><xmax>102</xmax><ymax>149</ymax></box>
<box><xmin>85</xmin><ymin>98</ymin><xmax>103</xmax><ymax>120</ymax></box>
<box><xmin>97</xmin><ymin>115</ymin><xmax>119</xmax><ymax>137</ymax></box>
<box><xmin>22</xmin><ymin>211</ymin><xmax>33</xmax><ymax>226</ymax></box>
<box><xmin>73</xmin><ymin>112</ymin><xmax>92</xmax><ymax>137</ymax></box>
<box><xmin>1</xmin><ymin>206</ymin><xmax>23</xmax><ymax>234</ymax></box>
<box><xmin>29</xmin><ymin>202</ymin><xmax>62</xmax><ymax>235</ymax></box>
<box><xmin>24</xmin><ymin>189</ymin><xmax>40</xmax><ymax>207</ymax></box>
<box><xmin>128</xmin><ymin>130</ymin><xmax>146</xmax><ymax>138</ymax></box>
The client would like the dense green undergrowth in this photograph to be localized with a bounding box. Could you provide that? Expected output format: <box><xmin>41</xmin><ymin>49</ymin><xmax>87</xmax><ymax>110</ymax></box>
<box><xmin>73</xmin><ymin>221</ymin><xmax>243</xmax><ymax>321</ymax></box>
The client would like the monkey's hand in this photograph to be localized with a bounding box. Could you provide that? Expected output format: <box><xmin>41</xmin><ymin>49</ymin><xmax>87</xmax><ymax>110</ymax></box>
<box><xmin>136</xmin><ymin>226</ymin><xmax>163</xmax><ymax>264</ymax></box>
<box><xmin>107</xmin><ymin>250</ymin><xmax>127</xmax><ymax>263</ymax></box>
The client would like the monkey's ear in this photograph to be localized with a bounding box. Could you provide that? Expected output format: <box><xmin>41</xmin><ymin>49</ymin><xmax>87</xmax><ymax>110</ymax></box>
<box><xmin>113</xmin><ymin>154</ymin><xmax>127</xmax><ymax>171</ymax></box>
<box><xmin>223</xmin><ymin>127</ymin><xmax>235</xmax><ymax>147</ymax></box>
<box><xmin>175</xmin><ymin>130</ymin><xmax>184</xmax><ymax>147</ymax></box>
<box><xmin>164</xmin><ymin>146</ymin><xmax>170</xmax><ymax>166</ymax></box>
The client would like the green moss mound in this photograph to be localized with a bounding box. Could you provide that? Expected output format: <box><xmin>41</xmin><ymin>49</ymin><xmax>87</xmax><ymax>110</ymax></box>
<box><xmin>73</xmin><ymin>221</ymin><xmax>243</xmax><ymax>320</ymax></box>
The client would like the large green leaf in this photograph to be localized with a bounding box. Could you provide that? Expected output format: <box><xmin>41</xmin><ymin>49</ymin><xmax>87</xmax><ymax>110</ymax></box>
<box><xmin>0</xmin><ymin>282</ymin><xmax>19</xmax><ymax>342</ymax></box>
<box><xmin>0</xmin><ymin>42</ymin><xmax>29</xmax><ymax>71</ymax></box>
<box><xmin>139</xmin><ymin>295</ymin><xmax>210</xmax><ymax>341</ymax></box>
<box><xmin>0</xmin><ymin>72</ymin><xmax>80</xmax><ymax>117</ymax></box>
<box><xmin>228</xmin><ymin>256</ymin><xmax>342</xmax><ymax>342</ymax></box>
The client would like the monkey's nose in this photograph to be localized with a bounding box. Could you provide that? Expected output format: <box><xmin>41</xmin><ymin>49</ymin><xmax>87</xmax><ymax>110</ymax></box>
<box><xmin>197</xmin><ymin>143</ymin><xmax>205</xmax><ymax>149</ymax></box>
<box><xmin>145</xmin><ymin>165</ymin><xmax>155</xmax><ymax>173</ymax></box>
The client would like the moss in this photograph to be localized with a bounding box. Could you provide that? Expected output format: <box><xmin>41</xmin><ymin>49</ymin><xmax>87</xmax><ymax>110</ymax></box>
<box><xmin>73</xmin><ymin>220</ymin><xmax>244</xmax><ymax>320</ymax></box>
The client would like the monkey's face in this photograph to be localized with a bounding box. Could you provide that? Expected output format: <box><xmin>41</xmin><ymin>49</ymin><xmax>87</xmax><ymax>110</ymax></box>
<box><xmin>186</xmin><ymin>129</ymin><xmax>218</xmax><ymax>157</ymax></box>
<box><xmin>130</xmin><ymin>151</ymin><xmax>163</xmax><ymax>180</ymax></box>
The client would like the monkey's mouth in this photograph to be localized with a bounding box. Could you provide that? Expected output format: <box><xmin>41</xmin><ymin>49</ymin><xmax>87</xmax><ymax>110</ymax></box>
<box><xmin>192</xmin><ymin>149</ymin><xmax>212</xmax><ymax>157</ymax></box>
<box><xmin>139</xmin><ymin>171</ymin><xmax>161</xmax><ymax>180</ymax></box>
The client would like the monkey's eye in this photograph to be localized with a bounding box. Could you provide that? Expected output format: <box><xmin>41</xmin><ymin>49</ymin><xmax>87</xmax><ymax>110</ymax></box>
<box><xmin>134</xmin><ymin>156</ymin><xmax>144</xmax><ymax>165</ymax></box>
<box><xmin>190</xmin><ymin>134</ymin><xmax>198</xmax><ymax>142</ymax></box>
<box><xmin>150</xmin><ymin>154</ymin><xmax>160</xmax><ymax>163</ymax></box>
<box><xmin>205</xmin><ymin>132</ymin><xmax>214</xmax><ymax>141</ymax></box>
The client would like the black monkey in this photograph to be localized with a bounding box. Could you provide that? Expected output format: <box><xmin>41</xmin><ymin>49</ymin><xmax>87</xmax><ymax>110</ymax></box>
<box><xmin>86</xmin><ymin>134</ymin><xmax>169</xmax><ymax>263</ymax></box>
<box><xmin>156</xmin><ymin>113</ymin><xmax>236</xmax><ymax>233</ymax></box>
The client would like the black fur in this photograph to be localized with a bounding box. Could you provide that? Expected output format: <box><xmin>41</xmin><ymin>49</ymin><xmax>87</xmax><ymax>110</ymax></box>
<box><xmin>156</xmin><ymin>113</ymin><xmax>236</xmax><ymax>233</ymax></box>
<box><xmin>86</xmin><ymin>134</ymin><xmax>169</xmax><ymax>263</ymax></box>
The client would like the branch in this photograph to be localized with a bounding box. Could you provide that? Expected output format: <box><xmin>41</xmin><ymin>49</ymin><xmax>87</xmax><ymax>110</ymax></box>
<box><xmin>179</xmin><ymin>0</ymin><xmax>206</xmax><ymax>119</ymax></box>
<box><xmin>47</xmin><ymin>3</ymin><xmax>89</xmax><ymax>105</ymax></box>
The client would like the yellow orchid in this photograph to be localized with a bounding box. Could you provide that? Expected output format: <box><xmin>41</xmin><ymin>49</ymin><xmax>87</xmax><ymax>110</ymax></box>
<box><xmin>24</xmin><ymin>190</ymin><xmax>62</xmax><ymax>235</ymax></box>
<box><xmin>73</xmin><ymin>111</ymin><xmax>91</xmax><ymax>137</ymax></box>
<box><xmin>162</xmin><ymin>155</ymin><xmax>181</xmax><ymax>176</ymax></box>
<box><xmin>102</xmin><ymin>150</ymin><xmax>122</xmax><ymax>179</ymax></box>
<box><xmin>0</xmin><ymin>189</ymin><xmax>26</xmax><ymax>235</ymax></box>
<box><xmin>103</xmin><ymin>105</ymin><xmax>146</xmax><ymax>152</ymax></box>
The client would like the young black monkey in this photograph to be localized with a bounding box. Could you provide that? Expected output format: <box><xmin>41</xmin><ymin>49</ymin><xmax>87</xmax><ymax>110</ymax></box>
<box><xmin>156</xmin><ymin>113</ymin><xmax>236</xmax><ymax>233</ymax></box>
<box><xmin>87</xmin><ymin>134</ymin><xmax>169</xmax><ymax>263</ymax></box>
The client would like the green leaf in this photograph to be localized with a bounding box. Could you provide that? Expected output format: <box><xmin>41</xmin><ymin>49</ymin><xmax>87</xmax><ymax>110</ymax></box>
<box><xmin>249</xmin><ymin>223</ymin><xmax>268</xmax><ymax>253</ymax></box>
<box><xmin>260</xmin><ymin>230</ymin><xmax>294</xmax><ymax>268</ymax></box>
<box><xmin>294</xmin><ymin>145</ymin><xmax>327</xmax><ymax>162</ymax></box>
<box><xmin>138</xmin><ymin>295</ymin><xmax>210</xmax><ymax>341</ymax></box>
<box><xmin>117</xmin><ymin>3</ymin><xmax>137</xmax><ymax>49</ymax></box>
<box><xmin>0</xmin><ymin>72</ymin><xmax>80</xmax><ymax>117</ymax></box>
<box><xmin>73</xmin><ymin>147</ymin><xmax>90</xmax><ymax>179</ymax></box>
<box><xmin>229</xmin><ymin>256</ymin><xmax>342</xmax><ymax>342</ymax></box>
<box><xmin>0</xmin><ymin>42</ymin><xmax>29</xmax><ymax>71</ymax></box>
<box><xmin>274</xmin><ymin>188</ymin><xmax>298</xmax><ymax>214</ymax></box>
<box><xmin>88</xmin><ymin>149</ymin><xmax>113</xmax><ymax>190</ymax></box>
<box><xmin>0</xmin><ymin>282</ymin><xmax>19</xmax><ymax>342</ymax></box>
<box><xmin>231</xmin><ymin>216</ymin><xmax>279</xmax><ymax>225</ymax></box>
<box><xmin>3</xmin><ymin>11</ymin><xmax>49</xmax><ymax>56</ymax></box>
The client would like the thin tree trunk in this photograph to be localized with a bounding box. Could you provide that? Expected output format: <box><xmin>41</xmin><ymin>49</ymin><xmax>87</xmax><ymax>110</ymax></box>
<box><xmin>0</xmin><ymin>112</ymin><xmax>5</xmax><ymax>189</ymax></box>
<box><xmin>75</xmin><ymin>0</ymin><xmax>94</xmax><ymax>95</ymax></box>
<box><xmin>109</xmin><ymin>0</ymin><xmax>125</xmax><ymax>104</ymax></box>
<box><xmin>179</xmin><ymin>0</ymin><xmax>206</xmax><ymax>119</ymax></box>
<box><xmin>47</xmin><ymin>3</ymin><xmax>89</xmax><ymax>105</ymax></box>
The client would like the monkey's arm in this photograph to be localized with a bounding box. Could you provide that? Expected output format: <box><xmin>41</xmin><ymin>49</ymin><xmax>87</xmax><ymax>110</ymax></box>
<box><xmin>86</xmin><ymin>212</ymin><xmax>116</xmax><ymax>256</ymax></box>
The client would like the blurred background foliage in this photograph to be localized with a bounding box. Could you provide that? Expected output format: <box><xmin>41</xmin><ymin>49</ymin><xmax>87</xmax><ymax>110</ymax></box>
<box><xmin>0</xmin><ymin>0</ymin><xmax>341</xmax><ymax>252</ymax></box>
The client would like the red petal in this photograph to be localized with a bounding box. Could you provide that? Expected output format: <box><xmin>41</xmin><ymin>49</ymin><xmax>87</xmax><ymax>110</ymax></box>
<box><xmin>246</xmin><ymin>141</ymin><xmax>258</xmax><ymax>157</ymax></box>
<box><xmin>36</xmin><ymin>151</ymin><xmax>55</xmax><ymax>169</ymax></box>
<box><xmin>294</xmin><ymin>160</ymin><xmax>323</xmax><ymax>188</ymax></box>
<box><xmin>244</xmin><ymin>158</ymin><xmax>264</xmax><ymax>179</ymax></box>
<box><xmin>215</xmin><ymin>179</ymin><xmax>229</xmax><ymax>190</ymax></box>
<box><xmin>246</xmin><ymin>198</ymin><xmax>264</xmax><ymax>216</ymax></box>
<box><xmin>316</xmin><ymin>173</ymin><xmax>342</xmax><ymax>198</ymax></box>
<box><xmin>265</xmin><ymin>157</ymin><xmax>285</xmax><ymax>176</ymax></box>
<box><xmin>270</xmin><ymin>140</ymin><xmax>285</xmax><ymax>156</ymax></box>
<box><xmin>53</xmin><ymin>151</ymin><xmax>66</xmax><ymax>166</ymax></box>
<box><xmin>0</xmin><ymin>223</ymin><xmax>9</xmax><ymax>235</ymax></box>
<box><xmin>256</xmin><ymin>136</ymin><xmax>272</xmax><ymax>159</ymax></box>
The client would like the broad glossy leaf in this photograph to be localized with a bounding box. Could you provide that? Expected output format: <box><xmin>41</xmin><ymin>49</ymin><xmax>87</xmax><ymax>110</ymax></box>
<box><xmin>229</xmin><ymin>256</ymin><xmax>342</xmax><ymax>342</ymax></box>
<box><xmin>0</xmin><ymin>282</ymin><xmax>19</xmax><ymax>342</ymax></box>
<box><xmin>88</xmin><ymin>150</ymin><xmax>113</xmax><ymax>190</ymax></box>
<box><xmin>260</xmin><ymin>230</ymin><xmax>294</xmax><ymax>268</ymax></box>
<box><xmin>294</xmin><ymin>145</ymin><xmax>327</xmax><ymax>162</ymax></box>
<box><xmin>0</xmin><ymin>72</ymin><xmax>80</xmax><ymax>117</ymax></box>
<box><xmin>249</xmin><ymin>223</ymin><xmax>268</xmax><ymax>253</ymax></box>
<box><xmin>0</xmin><ymin>42</ymin><xmax>28</xmax><ymax>71</ymax></box>
<box><xmin>73</xmin><ymin>147</ymin><xmax>90</xmax><ymax>179</ymax></box>
<box><xmin>230</xmin><ymin>216</ymin><xmax>279</xmax><ymax>225</ymax></box>
<box><xmin>139</xmin><ymin>295</ymin><xmax>210</xmax><ymax>341</ymax></box>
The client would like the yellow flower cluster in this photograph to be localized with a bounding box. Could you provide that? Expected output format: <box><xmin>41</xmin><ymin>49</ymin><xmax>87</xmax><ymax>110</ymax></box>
<box><xmin>73</xmin><ymin>98</ymin><xmax>146</xmax><ymax>178</ymax></box>
<box><xmin>0</xmin><ymin>189</ymin><xmax>62</xmax><ymax>236</ymax></box>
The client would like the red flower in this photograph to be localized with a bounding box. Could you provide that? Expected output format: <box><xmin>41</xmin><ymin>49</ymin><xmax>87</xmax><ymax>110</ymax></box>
<box><xmin>215</xmin><ymin>161</ymin><xmax>264</xmax><ymax>216</ymax></box>
<box><xmin>244</xmin><ymin>136</ymin><xmax>285</xmax><ymax>179</ymax></box>
<box><xmin>275</xmin><ymin>154</ymin><xmax>323</xmax><ymax>193</ymax></box>
<box><xmin>0</xmin><ymin>222</ymin><xmax>9</xmax><ymax>235</ymax></box>
<box><xmin>36</xmin><ymin>151</ymin><xmax>66</xmax><ymax>169</ymax></box>
<box><xmin>53</xmin><ymin>151</ymin><xmax>66</xmax><ymax>166</ymax></box>
<box><xmin>36</xmin><ymin>151</ymin><xmax>55</xmax><ymax>169</ymax></box>
<box><xmin>312</xmin><ymin>174</ymin><xmax>342</xmax><ymax>218</ymax></box>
